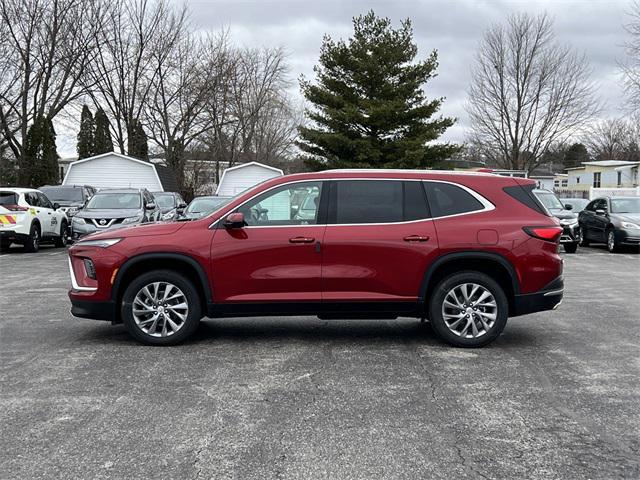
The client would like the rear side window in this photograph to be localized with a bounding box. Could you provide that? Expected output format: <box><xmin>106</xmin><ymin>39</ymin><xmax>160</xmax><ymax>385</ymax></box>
<box><xmin>424</xmin><ymin>182</ymin><xmax>485</xmax><ymax>218</ymax></box>
<box><xmin>0</xmin><ymin>191</ymin><xmax>18</xmax><ymax>206</ymax></box>
<box><xmin>503</xmin><ymin>184</ymin><xmax>549</xmax><ymax>216</ymax></box>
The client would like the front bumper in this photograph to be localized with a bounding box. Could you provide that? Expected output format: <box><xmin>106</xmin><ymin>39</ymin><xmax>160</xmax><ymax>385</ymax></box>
<box><xmin>69</xmin><ymin>297</ymin><xmax>117</xmax><ymax>322</ymax></box>
<box><xmin>512</xmin><ymin>276</ymin><xmax>564</xmax><ymax>317</ymax></box>
<box><xmin>559</xmin><ymin>223</ymin><xmax>580</xmax><ymax>244</ymax></box>
<box><xmin>617</xmin><ymin>229</ymin><xmax>640</xmax><ymax>246</ymax></box>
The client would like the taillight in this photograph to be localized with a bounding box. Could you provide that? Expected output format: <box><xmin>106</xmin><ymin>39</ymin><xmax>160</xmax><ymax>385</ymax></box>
<box><xmin>523</xmin><ymin>226</ymin><xmax>563</xmax><ymax>243</ymax></box>
<box><xmin>3</xmin><ymin>204</ymin><xmax>28</xmax><ymax>211</ymax></box>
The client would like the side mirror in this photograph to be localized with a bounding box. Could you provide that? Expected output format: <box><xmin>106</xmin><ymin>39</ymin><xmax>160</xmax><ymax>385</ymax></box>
<box><xmin>145</xmin><ymin>202</ymin><xmax>156</xmax><ymax>210</ymax></box>
<box><xmin>564</xmin><ymin>204</ymin><xmax>573</xmax><ymax>210</ymax></box>
<box><xmin>53</xmin><ymin>202</ymin><xmax>60</xmax><ymax>210</ymax></box>
<box><xmin>177</xmin><ymin>202</ymin><xmax>187</xmax><ymax>212</ymax></box>
<box><xmin>224</xmin><ymin>212</ymin><xmax>245</xmax><ymax>229</ymax></box>
<box><xmin>595</xmin><ymin>209</ymin><xmax>606</xmax><ymax>216</ymax></box>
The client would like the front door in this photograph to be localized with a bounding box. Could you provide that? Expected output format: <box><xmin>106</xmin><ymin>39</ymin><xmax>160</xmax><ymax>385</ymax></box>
<box><xmin>210</xmin><ymin>181</ymin><xmax>325</xmax><ymax>304</ymax></box>
<box><xmin>321</xmin><ymin>180</ymin><xmax>439</xmax><ymax>306</ymax></box>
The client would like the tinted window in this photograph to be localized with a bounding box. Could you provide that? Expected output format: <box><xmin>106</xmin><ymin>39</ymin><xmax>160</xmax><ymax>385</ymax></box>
<box><xmin>585</xmin><ymin>200</ymin><xmax>598</xmax><ymax>212</ymax></box>
<box><xmin>38</xmin><ymin>192</ymin><xmax>53</xmax><ymax>209</ymax></box>
<box><xmin>0</xmin><ymin>191</ymin><xmax>18</xmax><ymax>206</ymax></box>
<box><xmin>425</xmin><ymin>182</ymin><xmax>485</xmax><ymax>218</ymax></box>
<box><xmin>238</xmin><ymin>181</ymin><xmax>322</xmax><ymax>226</ymax></box>
<box><xmin>404</xmin><ymin>181</ymin><xmax>430</xmax><ymax>221</ymax></box>
<box><xmin>333</xmin><ymin>180</ymin><xmax>403</xmax><ymax>224</ymax></box>
<box><xmin>25</xmin><ymin>192</ymin><xmax>39</xmax><ymax>207</ymax></box>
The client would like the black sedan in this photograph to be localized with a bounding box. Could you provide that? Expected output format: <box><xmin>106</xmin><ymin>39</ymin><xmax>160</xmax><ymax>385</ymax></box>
<box><xmin>578</xmin><ymin>196</ymin><xmax>640</xmax><ymax>252</ymax></box>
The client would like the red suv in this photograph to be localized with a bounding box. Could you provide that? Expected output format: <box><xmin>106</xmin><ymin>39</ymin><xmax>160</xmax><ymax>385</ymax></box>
<box><xmin>68</xmin><ymin>170</ymin><xmax>564</xmax><ymax>347</ymax></box>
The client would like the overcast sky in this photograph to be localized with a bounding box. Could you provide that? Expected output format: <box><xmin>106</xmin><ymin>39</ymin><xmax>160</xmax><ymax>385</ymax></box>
<box><xmin>58</xmin><ymin>0</ymin><xmax>632</xmax><ymax>155</ymax></box>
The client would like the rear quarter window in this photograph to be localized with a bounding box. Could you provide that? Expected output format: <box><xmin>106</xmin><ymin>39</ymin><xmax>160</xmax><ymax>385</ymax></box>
<box><xmin>503</xmin><ymin>184</ymin><xmax>549</xmax><ymax>216</ymax></box>
<box><xmin>0</xmin><ymin>191</ymin><xmax>18</xmax><ymax>206</ymax></box>
<box><xmin>424</xmin><ymin>182</ymin><xmax>485</xmax><ymax>218</ymax></box>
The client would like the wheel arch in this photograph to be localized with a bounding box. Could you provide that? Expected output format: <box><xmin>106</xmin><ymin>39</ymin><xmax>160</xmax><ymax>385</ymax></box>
<box><xmin>419</xmin><ymin>252</ymin><xmax>519</xmax><ymax>315</ymax></box>
<box><xmin>112</xmin><ymin>253</ymin><xmax>212</xmax><ymax>317</ymax></box>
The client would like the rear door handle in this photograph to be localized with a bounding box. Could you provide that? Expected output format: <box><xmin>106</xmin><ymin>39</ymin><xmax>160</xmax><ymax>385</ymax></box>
<box><xmin>289</xmin><ymin>236</ymin><xmax>315</xmax><ymax>244</ymax></box>
<box><xmin>403</xmin><ymin>235</ymin><xmax>430</xmax><ymax>242</ymax></box>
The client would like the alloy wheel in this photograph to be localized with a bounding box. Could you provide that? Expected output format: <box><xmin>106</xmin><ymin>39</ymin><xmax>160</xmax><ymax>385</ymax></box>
<box><xmin>132</xmin><ymin>282</ymin><xmax>189</xmax><ymax>337</ymax></box>
<box><xmin>441</xmin><ymin>283</ymin><xmax>498</xmax><ymax>338</ymax></box>
<box><xmin>608</xmin><ymin>231</ymin><xmax>616</xmax><ymax>252</ymax></box>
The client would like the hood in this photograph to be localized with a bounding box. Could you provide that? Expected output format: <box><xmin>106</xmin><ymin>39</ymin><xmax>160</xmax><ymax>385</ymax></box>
<box><xmin>75</xmin><ymin>208</ymin><xmax>142</xmax><ymax>219</ymax></box>
<box><xmin>549</xmin><ymin>209</ymin><xmax>577</xmax><ymax>221</ymax></box>
<box><xmin>80</xmin><ymin>221</ymin><xmax>186</xmax><ymax>240</ymax></box>
<box><xmin>55</xmin><ymin>200</ymin><xmax>84</xmax><ymax>208</ymax></box>
<box><xmin>613</xmin><ymin>213</ymin><xmax>640</xmax><ymax>223</ymax></box>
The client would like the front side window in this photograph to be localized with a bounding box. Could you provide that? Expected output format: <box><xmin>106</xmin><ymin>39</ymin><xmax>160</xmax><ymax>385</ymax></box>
<box><xmin>37</xmin><ymin>192</ymin><xmax>53</xmax><ymax>209</ymax></box>
<box><xmin>25</xmin><ymin>192</ymin><xmax>40</xmax><ymax>207</ymax></box>
<box><xmin>238</xmin><ymin>181</ymin><xmax>322</xmax><ymax>226</ymax></box>
<box><xmin>424</xmin><ymin>182</ymin><xmax>485</xmax><ymax>218</ymax></box>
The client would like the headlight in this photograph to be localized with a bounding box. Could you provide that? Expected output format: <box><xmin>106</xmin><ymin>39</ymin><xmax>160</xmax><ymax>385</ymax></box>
<box><xmin>67</xmin><ymin>207</ymin><xmax>78</xmax><ymax>216</ymax></box>
<box><xmin>161</xmin><ymin>210</ymin><xmax>175</xmax><ymax>220</ymax></box>
<box><xmin>622</xmin><ymin>222</ymin><xmax>640</xmax><ymax>229</ymax></box>
<box><xmin>76</xmin><ymin>238</ymin><xmax>122</xmax><ymax>248</ymax></box>
<box><xmin>560</xmin><ymin>219</ymin><xmax>578</xmax><ymax>226</ymax></box>
<box><xmin>122</xmin><ymin>215</ymin><xmax>142</xmax><ymax>225</ymax></box>
<box><xmin>72</xmin><ymin>217</ymin><xmax>86</xmax><ymax>225</ymax></box>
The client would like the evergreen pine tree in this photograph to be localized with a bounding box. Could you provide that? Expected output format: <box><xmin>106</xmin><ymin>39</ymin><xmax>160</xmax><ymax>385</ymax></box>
<box><xmin>127</xmin><ymin>119</ymin><xmax>149</xmax><ymax>161</ymax></box>
<box><xmin>18</xmin><ymin>116</ymin><xmax>59</xmax><ymax>187</ymax></box>
<box><xmin>298</xmin><ymin>11</ymin><xmax>459</xmax><ymax>170</ymax></box>
<box><xmin>93</xmin><ymin>108</ymin><xmax>114</xmax><ymax>155</ymax></box>
<box><xmin>77</xmin><ymin>105</ymin><xmax>95</xmax><ymax>159</ymax></box>
<box><xmin>564</xmin><ymin>143</ymin><xmax>590</xmax><ymax>169</ymax></box>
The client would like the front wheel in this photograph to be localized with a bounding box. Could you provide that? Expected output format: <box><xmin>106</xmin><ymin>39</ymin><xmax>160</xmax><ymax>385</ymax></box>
<box><xmin>564</xmin><ymin>242</ymin><xmax>578</xmax><ymax>254</ymax></box>
<box><xmin>53</xmin><ymin>221</ymin><xmax>69</xmax><ymax>247</ymax></box>
<box><xmin>429</xmin><ymin>271</ymin><xmax>508</xmax><ymax>348</ymax></box>
<box><xmin>607</xmin><ymin>229</ymin><xmax>620</xmax><ymax>253</ymax></box>
<box><xmin>580</xmin><ymin>227</ymin><xmax>590</xmax><ymax>246</ymax></box>
<box><xmin>121</xmin><ymin>270</ymin><xmax>202</xmax><ymax>345</ymax></box>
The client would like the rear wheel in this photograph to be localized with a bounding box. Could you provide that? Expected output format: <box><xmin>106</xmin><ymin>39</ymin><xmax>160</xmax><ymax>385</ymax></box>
<box><xmin>0</xmin><ymin>240</ymin><xmax>10</xmax><ymax>252</ymax></box>
<box><xmin>429</xmin><ymin>271</ymin><xmax>508</xmax><ymax>348</ymax></box>
<box><xmin>24</xmin><ymin>223</ymin><xmax>40</xmax><ymax>253</ymax></box>
<box><xmin>564</xmin><ymin>242</ymin><xmax>578</xmax><ymax>253</ymax></box>
<box><xmin>121</xmin><ymin>270</ymin><xmax>202</xmax><ymax>345</ymax></box>
<box><xmin>53</xmin><ymin>221</ymin><xmax>68</xmax><ymax>247</ymax></box>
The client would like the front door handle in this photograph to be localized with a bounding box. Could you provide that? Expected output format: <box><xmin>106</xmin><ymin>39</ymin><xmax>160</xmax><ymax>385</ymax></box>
<box><xmin>289</xmin><ymin>236</ymin><xmax>315</xmax><ymax>244</ymax></box>
<box><xmin>403</xmin><ymin>235</ymin><xmax>430</xmax><ymax>242</ymax></box>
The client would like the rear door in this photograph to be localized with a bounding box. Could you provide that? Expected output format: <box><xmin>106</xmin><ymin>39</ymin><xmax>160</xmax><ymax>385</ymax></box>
<box><xmin>321</xmin><ymin>179</ymin><xmax>438</xmax><ymax>306</ymax></box>
<box><xmin>37</xmin><ymin>192</ymin><xmax>58</xmax><ymax>235</ymax></box>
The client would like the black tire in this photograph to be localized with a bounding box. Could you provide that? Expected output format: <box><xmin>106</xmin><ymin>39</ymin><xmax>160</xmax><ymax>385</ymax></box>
<box><xmin>24</xmin><ymin>223</ymin><xmax>40</xmax><ymax>253</ymax></box>
<box><xmin>0</xmin><ymin>240</ymin><xmax>10</xmax><ymax>252</ymax></box>
<box><xmin>606</xmin><ymin>228</ymin><xmax>620</xmax><ymax>253</ymax></box>
<box><xmin>53</xmin><ymin>221</ymin><xmax>68</xmax><ymax>247</ymax></box>
<box><xmin>429</xmin><ymin>271</ymin><xmax>509</xmax><ymax>348</ymax></box>
<box><xmin>121</xmin><ymin>269</ymin><xmax>202</xmax><ymax>346</ymax></box>
<box><xmin>564</xmin><ymin>242</ymin><xmax>578</xmax><ymax>254</ymax></box>
<box><xmin>580</xmin><ymin>227</ymin><xmax>590</xmax><ymax>246</ymax></box>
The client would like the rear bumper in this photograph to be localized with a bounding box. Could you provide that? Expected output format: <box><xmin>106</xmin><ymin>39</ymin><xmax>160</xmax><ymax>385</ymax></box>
<box><xmin>69</xmin><ymin>296</ymin><xmax>117</xmax><ymax>322</ymax></box>
<box><xmin>512</xmin><ymin>276</ymin><xmax>564</xmax><ymax>317</ymax></box>
<box><xmin>0</xmin><ymin>230</ymin><xmax>30</xmax><ymax>244</ymax></box>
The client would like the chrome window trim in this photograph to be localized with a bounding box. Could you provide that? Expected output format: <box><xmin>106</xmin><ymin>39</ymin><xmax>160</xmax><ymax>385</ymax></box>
<box><xmin>68</xmin><ymin>257</ymin><xmax>98</xmax><ymax>292</ymax></box>
<box><xmin>208</xmin><ymin>177</ymin><xmax>495</xmax><ymax>229</ymax></box>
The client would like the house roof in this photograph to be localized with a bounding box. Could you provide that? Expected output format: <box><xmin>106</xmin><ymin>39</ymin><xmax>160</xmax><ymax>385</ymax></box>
<box><xmin>154</xmin><ymin>164</ymin><xmax>179</xmax><ymax>192</ymax></box>
<box><xmin>221</xmin><ymin>161</ymin><xmax>284</xmax><ymax>175</ymax></box>
<box><xmin>581</xmin><ymin>160</ymin><xmax>640</xmax><ymax>167</ymax></box>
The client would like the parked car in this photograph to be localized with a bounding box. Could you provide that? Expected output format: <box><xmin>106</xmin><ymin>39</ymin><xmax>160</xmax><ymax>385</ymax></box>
<box><xmin>152</xmin><ymin>192</ymin><xmax>187</xmax><ymax>222</ymax></box>
<box><xmin>533</xmin><ymin>189</ymin><xmax>580</xmax><ymax>253</ymax></box>
<box><xmin>68</xmin><ymin>171</ymin><xmax>564</xmax><ymax>347</ymax></box>
<box><xmin>180</xmin><ymin>196</ymin><xmax>232</xmax><ymax>220</ymax></box>
<box><xmin>579</xmin><ymin>196</ymin><xmax>640</xmax><ymax>252</ymax></box>
<box><xmin>70</xmin><ymin>188</ymin><xmax>160</xmax><ymax>240</ymax></box>
<box><xmin>0</xmin><ymin>187</ymin><xmax>69</xmax><ymax>252</ymax></box>
<box><xmin>562</xmin><ymin>198</ymin><xmax>589</xmax><ymax>213</ymax></box>
<box><xmin>38</xmin><ymin>185</ymin><xmax>95</xmax><ymax>219</ymax></box>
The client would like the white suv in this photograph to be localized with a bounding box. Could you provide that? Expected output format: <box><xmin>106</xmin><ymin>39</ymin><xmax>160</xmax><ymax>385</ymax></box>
<box><xmin>0</xmin><ymin>188</ymin><xmax>69</xmax><ymax>252</ymax></box>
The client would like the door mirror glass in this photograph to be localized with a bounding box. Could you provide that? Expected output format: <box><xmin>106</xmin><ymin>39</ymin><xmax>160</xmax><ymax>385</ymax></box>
<box><xmin>224</xmin><ymin>212</ymin><xmax>245</xmax><ymax>229</ymax></box>
<box><xmin>53</xmin><ymin>202</ymin><xmax>60</xmax><ymax>210</ymax></box>
<box><xmin>145</xmin><ymin>202</ymin><xmax>156</xmax><ymax>210</ymax></box>
<box><xmin>564</xmin><ymin>204</ymin><xmax>573</xmax><ymax>210</ymax></box>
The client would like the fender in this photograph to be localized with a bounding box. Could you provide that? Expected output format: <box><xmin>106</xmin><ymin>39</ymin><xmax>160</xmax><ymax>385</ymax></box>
<box><xmin>418</xmin><ymin>251</ymin><xmax>520</xmax><ymax>302</ymax></box>
<box><xmin>111</xmin><ymin>252</ymin><xmax>213</xmax><ymax>304</ymax></box>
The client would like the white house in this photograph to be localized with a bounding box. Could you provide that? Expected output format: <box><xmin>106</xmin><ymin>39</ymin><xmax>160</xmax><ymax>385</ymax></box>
<box><xmin>63</xmin><ymin>152</ymin><xmax>178</xmax><ymax>192</ymax></box>
<box><xmin>216</xmin><ymin>162</ymin><xmax>283</xmax><ymax>196</ymax></box>
<box><xmin>565</xmin><ymin>160</ymin><xmax>640</xmax><ymax>191</ymax></box>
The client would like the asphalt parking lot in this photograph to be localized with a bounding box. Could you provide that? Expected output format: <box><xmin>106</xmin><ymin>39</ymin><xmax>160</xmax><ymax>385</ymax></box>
<box><xmin>1</xmin><ymin>244</ymin><xmax>639</xmax><ymax>479</ymax></box>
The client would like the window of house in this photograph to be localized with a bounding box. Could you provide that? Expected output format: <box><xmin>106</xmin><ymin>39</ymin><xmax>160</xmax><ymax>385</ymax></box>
<box><xmin>617</xmin><ymin>171</ymin><xmax>622</xmax><ymax>187</ymax></box>
<box><xmin>593</xmin><ymin>172</ymin><xmax>601</xmax><ymax>188</ymax></box>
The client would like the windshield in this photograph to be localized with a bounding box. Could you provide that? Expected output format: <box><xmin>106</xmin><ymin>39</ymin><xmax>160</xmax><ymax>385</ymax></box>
<box><xmin>186</xmin><ymin>197</ymin><xmax>230</xmax><ymax>214</ymax></box>
<box><xmin>86</xmin><ymin>193</ymin><xmax>141</xmax><ymax>210</ymax></box>
<box><xmin>611</xmin><ymin>197</ymin><xmax>640</xmax><ymax>213</ymax></box>
<box><xmin>39</xmin><ymin>186</ymin><xmax>83</xmax><ymax>202</ymax></box>
<box><xmin>153</xmin><ymin>193</ymin><xmax>175</xmax><ymax>209</ymax></box>
<box><xmin>535</xmin><ymin>191</ymin><xmax>564</xmax><ymax>210</ymax></box>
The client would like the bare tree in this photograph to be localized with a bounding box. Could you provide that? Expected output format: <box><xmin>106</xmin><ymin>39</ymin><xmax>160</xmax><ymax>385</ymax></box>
<box><xmin>583</xmin><ymin>117</ymin><xmax>640</xmax><ymax>161</ymax></box>
<box><xmin>85</xmin><ymin>0</ymin><xmax>186</xmax><ymax>154</ymax></box>
<box><xmin>466</xmin><ymin>13</ymin><xmax>599</xmax><ymax>172</ymax></box>
<box><xmin>0</xmin><ymin>0</ymin><xmax>102</xmax><ymax>161</ymax></box>
<box><xmin>621</xmin><ymin>1</ymin><xmax>640</xmax><ymax>113</ymax></box>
